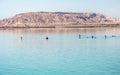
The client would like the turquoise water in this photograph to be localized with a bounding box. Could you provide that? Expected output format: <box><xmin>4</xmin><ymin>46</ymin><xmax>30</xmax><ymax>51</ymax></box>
<box><xmin>0</xmin><ymin>28</ymin><xmax>120</xmax><ymax>75</ymax></box>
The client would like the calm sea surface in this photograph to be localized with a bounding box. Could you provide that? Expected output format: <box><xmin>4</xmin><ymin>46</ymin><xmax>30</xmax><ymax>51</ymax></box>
<box><xmin>0</xmin><ymin>28</ymin><xmax>120</xmax><ymax>75</ymax></box>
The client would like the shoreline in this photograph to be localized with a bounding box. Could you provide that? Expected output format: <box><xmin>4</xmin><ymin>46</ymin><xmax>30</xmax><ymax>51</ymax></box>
<box><xmin>0</xmin><ymin>24</ymin><xmax>120</xmax><ymax>29</ymax></box>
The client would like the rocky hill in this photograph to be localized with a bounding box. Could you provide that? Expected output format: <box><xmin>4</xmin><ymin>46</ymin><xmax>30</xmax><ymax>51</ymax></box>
<box><xmin>0</xmin><ymin>12</ymin><xmax>120</xmax><ymax>28</ymax></box>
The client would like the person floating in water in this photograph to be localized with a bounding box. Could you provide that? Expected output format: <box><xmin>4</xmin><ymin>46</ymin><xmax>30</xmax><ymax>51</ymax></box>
<box><xmin>79</xmin><ymin>34</ymin><xmax>81</xmax><ymax>39</ymax></box>
<box><xmin>105</xmin><ymin>35</ymin><xmax>107</xmax><ymax>39</ymax></box>
<box><xmin>112</xmin><ymin>35</ymin><xmax>116</xmax><ymax>37</ymax></box>
<box><xmin>46</xmin><ymin>37</ymin><xmax>48</xmax><ymax>40</ymax></box>
<box><xmin>94</xmin><ymin>37</ymin><xmax>96</xmax><ymax>39</ymax></box>
<box><xmin>92</xmin><ymin>36</ymin><xmax>94</xmax><ymax>39</ymax></box>
<box><xmin>21</xmin><ymin>36</ymin><xmax>23</xmax><ymax>40</ymax></box>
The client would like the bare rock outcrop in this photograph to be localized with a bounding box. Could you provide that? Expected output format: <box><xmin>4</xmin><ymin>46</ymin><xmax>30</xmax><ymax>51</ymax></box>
<box><xmin>0</xmin><ymin>12</ymin><xmax>120</xmax><ymax>27</ymax></box>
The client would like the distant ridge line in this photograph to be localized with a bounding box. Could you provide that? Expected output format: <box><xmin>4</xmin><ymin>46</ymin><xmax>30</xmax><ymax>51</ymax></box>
<box><xmin>0</xmin><ymin>11</ymin><xmax>120</xmax><ymax>28</ymax></box>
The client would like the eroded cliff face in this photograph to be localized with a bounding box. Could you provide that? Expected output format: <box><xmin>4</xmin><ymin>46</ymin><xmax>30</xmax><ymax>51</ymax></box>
<box><xmin>0</xmin><ymin>12</ymin><xmax>120</xmax><ymax>27</ymax></box>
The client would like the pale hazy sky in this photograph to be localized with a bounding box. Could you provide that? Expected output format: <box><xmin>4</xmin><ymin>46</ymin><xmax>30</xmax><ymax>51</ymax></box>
<box><xmin>0</xmin><ymin>0</ymin><xmax>120</xmax><ymax>19</ymax></box>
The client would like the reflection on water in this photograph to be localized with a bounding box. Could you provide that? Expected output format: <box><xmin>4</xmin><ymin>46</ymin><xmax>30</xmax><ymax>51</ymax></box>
<box><xmin>1</xmin><ymin>27</ymin><xmax>120</xmax><ymax>34</ymax></box>
<box><xmin>0</xmin><ymin>27</ymin><xmax>120</xmax><ymax>75</ymax></box>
